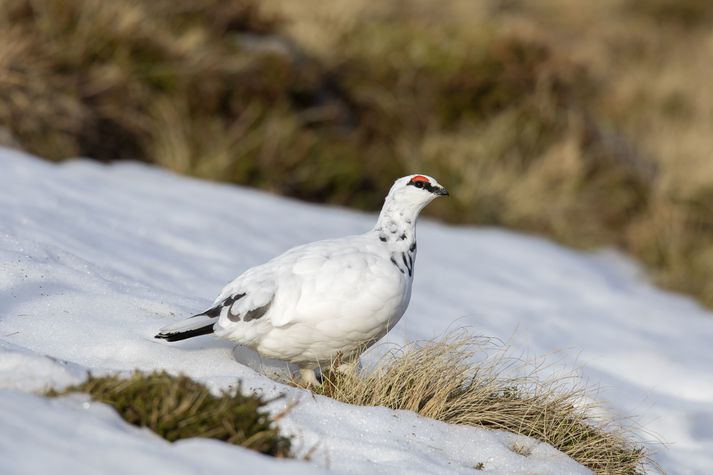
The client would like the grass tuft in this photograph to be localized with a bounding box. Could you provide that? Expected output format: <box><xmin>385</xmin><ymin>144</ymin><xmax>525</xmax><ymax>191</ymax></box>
<box><xmin>624</xmin><ymin>0</ymin><xmax>713</xmax><ymax>28</ymax></box>
<box><xmin>294</xmin><ymin>336</ymin><xmax>651</xmax><ymax>475</ymax></box>
<box><xmin>48</xmin><ymin>371</ymin><xmax>292</xmax><ymax>458</ymax></box>
<box><xmin>511</xmin><ymin>441</ymin><xmax>534</xmax><ymax>457</ymax></box>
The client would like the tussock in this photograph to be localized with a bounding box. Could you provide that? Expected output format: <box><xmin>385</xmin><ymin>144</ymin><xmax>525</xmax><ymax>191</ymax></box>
<box><xmin>48</xmin><ymin>371</ymin><xmax>292</xmax><ymax>458</ymax></box>
<box><xmin>295</xmin><ymin>336</ymin><xmax>651</xmax><ymax>475</ymax></box>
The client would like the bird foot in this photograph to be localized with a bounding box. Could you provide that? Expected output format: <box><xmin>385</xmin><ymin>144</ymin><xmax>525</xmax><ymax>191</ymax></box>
<box><xmin>299</xmin><ymin>368</ymin><xmax>320</xmax><ymax>386</ymax></box>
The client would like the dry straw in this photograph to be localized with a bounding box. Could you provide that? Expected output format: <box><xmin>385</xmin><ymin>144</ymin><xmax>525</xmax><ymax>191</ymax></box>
<box><xmin>3</xmin><ymin>0</ymin><xmax>713</xmax><ymax>308</ymax></box>
<box><xmin>294</xmin><ymin>334</ymin><xmax>654</xmax><ymax>475</ymax></box>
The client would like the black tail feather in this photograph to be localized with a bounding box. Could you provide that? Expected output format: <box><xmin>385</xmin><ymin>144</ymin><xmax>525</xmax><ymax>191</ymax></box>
<box><xmin>154</xmin><ymin>324</ymin><xmax>215</xmax><ymax>342</ymax></box>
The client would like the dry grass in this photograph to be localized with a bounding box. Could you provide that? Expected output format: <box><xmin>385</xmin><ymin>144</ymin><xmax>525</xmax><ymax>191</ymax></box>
<box><xmin>2</xmin><ymin>0</ymin><xmax>713</xmax><ymax>308</ymax></box>
<box><xmin>48</xmin><ymin>371</ymin><xmax>292</xmax><ymax>458</ymax></box>
<box><xmin>259</xmin><ymin>0</ymin><xmax>713</xmax><ymax>308</ymax></box>
<box><xmin>259</xmin><ymin>0</ymin><xmax>713</xmax><ymax>309</ymax></box>
<box><xmin>293</xmin><ymin>336</ymin><xmax>651</xmax><ymax>475</ymax></box>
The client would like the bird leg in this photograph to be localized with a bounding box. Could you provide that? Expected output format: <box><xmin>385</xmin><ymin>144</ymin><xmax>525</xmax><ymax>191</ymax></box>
<box><xmin>299</xmin><ymin>367</ymin><xmax>320</xmax><ymax>386</ymax></box>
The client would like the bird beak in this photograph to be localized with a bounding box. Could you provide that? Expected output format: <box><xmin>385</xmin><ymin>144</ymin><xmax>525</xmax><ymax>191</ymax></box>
<box><xmin>433</xmin><ymin>186</ymin><xmax>449</xmax><ymax>196</ymax></box>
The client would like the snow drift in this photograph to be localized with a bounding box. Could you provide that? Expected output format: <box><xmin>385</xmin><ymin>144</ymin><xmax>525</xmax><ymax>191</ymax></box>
<box><xmin>1</xmin><ymin>148</ymin><xmax>712</xmax><ymax>474</ymax></box>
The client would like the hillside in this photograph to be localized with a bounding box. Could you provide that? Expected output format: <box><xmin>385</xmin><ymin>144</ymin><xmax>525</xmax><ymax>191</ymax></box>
<box><xmin>3</xmin><ymin>0</ymin><xmax>713</xmax><ymax>307</ymax></box>
<box><xmin>1</xmin><ymin>148</ymin><xmax>713</xmax><ymax>473</ymax></box>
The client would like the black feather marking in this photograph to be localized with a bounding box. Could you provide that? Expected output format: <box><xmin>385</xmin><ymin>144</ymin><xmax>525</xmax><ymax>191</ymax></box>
<box><xmin>154</xmin><ymin>324</ymin><xmax>214</xmax><ymax>342</ymax></box>
<box><xmin>410</xmin><ymin>241</ymin><xmax>417</xmax><ymax>252</ymax></box>
<box><xmin>402</xmin><ymin>252</ymin><xmax>412</xmax><ymax>276</ymax></box>
<box><xmin>407</xmin><ymin>180</ymin><xmax>438</xmax><ymax>194</ymax></box>
<box><xmin>201</xmin><ymin>304</ymin><xmax>223</xmax><ymax>318</ymax></box>
<box><xmin>399</xmin><ymin>233</ymin><xmax>407</xmax><ymax>240</ymax></box>
<box><xmin>390</xmin><ymin>256</ymin><xmax>405</xmax><ymax>274</ymax></box>
<box><xmin>228</xmin><ymin>309</ymin><xmax>241</xmax><ymax>322</ymax></box>
<box><xmin>243</xmin><ymin>302</ymin><xmax>271</xmax><ymax>322</ymax></box>
<box><xmin>379</xmin><ymin>235</ymin><xmax>387</xmax><ymax>242</ymax></box>
<box><xmin>200</xmin><ymin>293</ymin><xmax>245</xmax><ymax>318</ymax></box>
<box><xmin>225</xmin><ymin>293</ymin><xmax>246</xmax><ymax>306</ymax></box>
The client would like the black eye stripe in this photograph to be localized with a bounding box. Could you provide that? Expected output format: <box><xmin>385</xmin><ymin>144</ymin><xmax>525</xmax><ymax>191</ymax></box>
<box><xmin>407</xmin><ymin>180</ymin><xmax>435</xmax><ymax>192</ymax></box>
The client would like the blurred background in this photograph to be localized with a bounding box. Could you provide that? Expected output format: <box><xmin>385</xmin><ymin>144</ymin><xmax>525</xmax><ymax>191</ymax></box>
<box><xmin>1</xmin><ymin>0</ymin><xmax>713</xmax><ymax>307</ymax></box>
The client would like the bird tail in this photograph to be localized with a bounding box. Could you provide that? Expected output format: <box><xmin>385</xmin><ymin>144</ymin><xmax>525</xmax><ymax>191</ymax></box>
<box><xmin>155</xmin><ymin>313</ymin><xmax>216</xmax><ymax>342</ymax></box>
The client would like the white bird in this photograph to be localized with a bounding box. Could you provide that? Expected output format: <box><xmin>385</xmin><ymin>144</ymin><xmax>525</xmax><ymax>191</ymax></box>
<box><xmin>155</xmin><ymin>174</ymin><xmax>448</xmax><ymax>385</ymax></box>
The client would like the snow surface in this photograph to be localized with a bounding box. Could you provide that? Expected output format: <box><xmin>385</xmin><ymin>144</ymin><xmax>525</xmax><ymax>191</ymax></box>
<box><xmin>1</xmin><ymin>147</ymin><xmax>712</xmax><ymax>474</ymax></box>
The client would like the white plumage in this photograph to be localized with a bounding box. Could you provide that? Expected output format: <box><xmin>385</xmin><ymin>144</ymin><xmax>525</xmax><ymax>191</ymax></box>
<box><xmin>156</xmin><ymin>174</ymin><xmax>448</xmax><ymax>384</ymax></box>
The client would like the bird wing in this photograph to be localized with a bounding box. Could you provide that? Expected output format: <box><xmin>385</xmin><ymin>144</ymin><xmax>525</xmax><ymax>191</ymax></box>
<box><xmin>214</xmin><ymin>235</ymin><xmax>403</xmax><ymax>334</ymax></box>
<box><xmin>212</xmin><ymin>275</ymin><xmax>276</xmax><ymax>325</ymax></box>
<box><xmin>267</xmin><ymin>238</ymin><xmax>404</xmax><ymax>328</ymax></box>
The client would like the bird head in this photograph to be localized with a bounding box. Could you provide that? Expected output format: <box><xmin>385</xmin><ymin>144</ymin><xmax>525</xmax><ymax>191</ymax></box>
<box><xmin>378</xmin><ymin>174</ymin><xmax>448</xmax><ymax>218</ymax></box>
<box><xmin>375</xmin><ymin>175</ymin><xmax>448</xmax><ymax>231</ymax></box>
<box><xmin>405</xmin><ymin>174</ymin><xmax>448</xmax><ymax>195</ymax></box>
<box><xmin>390</xmin><ymin>174</ymin><xmax>448</xmax><ymax>205</ymax></box>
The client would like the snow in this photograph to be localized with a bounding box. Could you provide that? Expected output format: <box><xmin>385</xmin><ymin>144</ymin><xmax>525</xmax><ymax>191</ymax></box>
<box><xmin>1</xmin><ymin>148</ymin><xmax>712</xmax><ymax>474</ymax></box>
<box><xmin>0</xmin><ymin>390</ymin><xmax>318</xmax><ymax>475</ymax></box>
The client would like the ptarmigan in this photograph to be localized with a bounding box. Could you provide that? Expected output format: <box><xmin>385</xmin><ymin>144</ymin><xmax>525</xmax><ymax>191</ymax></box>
<box><xmin>155</xmin><ymin>174</ymin><xmax>448</xmax><ymax>385</ymax></box>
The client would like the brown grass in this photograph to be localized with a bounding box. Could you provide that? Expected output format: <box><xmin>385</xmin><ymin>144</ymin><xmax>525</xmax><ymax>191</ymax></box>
<box><xmin>258</xmin><ymin>0</ymin><xmax>713</xmax><ymax>309</ymax></box>
<box><xmin>293</xmin><ymin>336</ymin><xmax>652</xmax><ymax>475</ymax></box>
<box><xmin>2</xmin><ymin>0</ymin><xmax>713</xmax><ymax>309</ymax></box>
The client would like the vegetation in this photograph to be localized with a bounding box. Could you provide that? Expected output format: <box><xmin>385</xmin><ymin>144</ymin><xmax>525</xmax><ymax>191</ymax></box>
<box><xmin>2</xmin><ymin>0</ymin><xmax>713</xmax><ymax>307</ymax></box>
<box><xmin>41</xmin><ymin>343</ymin><xmax>651</xmax><ymax>473</ymax></box>
<box><xmin>296</xmin><ymin>336</ymin><xmax>650</xmax><ymax>475</ymax></box>
<box><xmin>48</xmin><ymin>371</ymin><xmax>291</xmax><ymax>457</ymax></box>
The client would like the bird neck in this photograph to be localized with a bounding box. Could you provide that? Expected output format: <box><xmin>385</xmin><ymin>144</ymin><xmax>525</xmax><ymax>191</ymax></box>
<box><xmin>373</xmin><ymin>199</ymin><xmax>420</xmax><ymax>251</ymax></box>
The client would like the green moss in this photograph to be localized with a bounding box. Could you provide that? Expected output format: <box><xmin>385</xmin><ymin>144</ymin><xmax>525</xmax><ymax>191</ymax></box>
<box><xmin>48</xmin><ymin>371</ymin><xmax>291</xmax><ymax>458</ymax></box>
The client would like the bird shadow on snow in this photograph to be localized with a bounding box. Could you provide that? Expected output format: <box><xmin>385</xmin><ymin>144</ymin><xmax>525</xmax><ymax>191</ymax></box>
<box><xmin>147</xmin><ymin>333</ymin><xmax>235</xmax><ymax>353</ymax></box>
<box><xmin>231</xmin><ymin>345</ymin><xmax>296</xmax><ymax>382</ymax></box>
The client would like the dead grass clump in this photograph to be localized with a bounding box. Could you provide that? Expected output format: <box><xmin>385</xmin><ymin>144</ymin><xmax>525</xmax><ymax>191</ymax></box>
<box><xmin>0</xmin><ymin>0</ymin><xmax>401</xmax><ymax>209</ymax></box>
<box><xmin>4</xmin><ymin>0</ymin><xmax>713</xmax><ymax>309</ymax></box>
<box><xmin>629</xmin><ymin>190</ymin><xmax>713</xmax><ymax>306</ymax></box>
<box><xmin>623</xmin><ymin>0</ymin><xmax>713</xmax><ymax>28</ymax></box>
<box><xmin>0</xmin><ymin>0</ymin><xmax>652</xmax><ymax>232</ymax></box>
<box><xmin>263</xmin><ymin>0</ymin><xmax>713</xmax><ymax>309</ymax></box>
<box><xmin>298</xmin><ymin>337</ymin><xmax>649</xmax><ymax>475</ymax></box>
<box><xmin>0</xmin><ymin>28</ymin><xmax>87</xmax><ymax>159</ymax></box>
<box><xmin>511</xmin><ymin>441</ymin><xmax>534</xmax><ymax>457</ymax></box>
<box><xmin>0</xmin><ymin>0</ymin><xmax>298</xmax><ymax>163</ymax></box>
<box><xmin>329</xmin><ymin>19</ymin><xmax>653</xmax><ymax>244</ymax></box>
<box><xmin>48</xmin><ymin>371</ymin><xmax>291</xmax><ymax>458</ymax></box>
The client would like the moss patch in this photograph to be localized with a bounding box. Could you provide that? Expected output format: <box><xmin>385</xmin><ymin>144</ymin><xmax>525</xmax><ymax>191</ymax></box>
<box><xmin>48</xmin><ymin>371</ymin><xmax>291</xmax><ymax>458</ymax></box>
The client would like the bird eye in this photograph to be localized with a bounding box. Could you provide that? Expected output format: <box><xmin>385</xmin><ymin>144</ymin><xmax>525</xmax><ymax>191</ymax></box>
<box><xmin>409</xmin><ymin>175</ymin><xmax>430</xmax><ymax>189</ymax></box>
